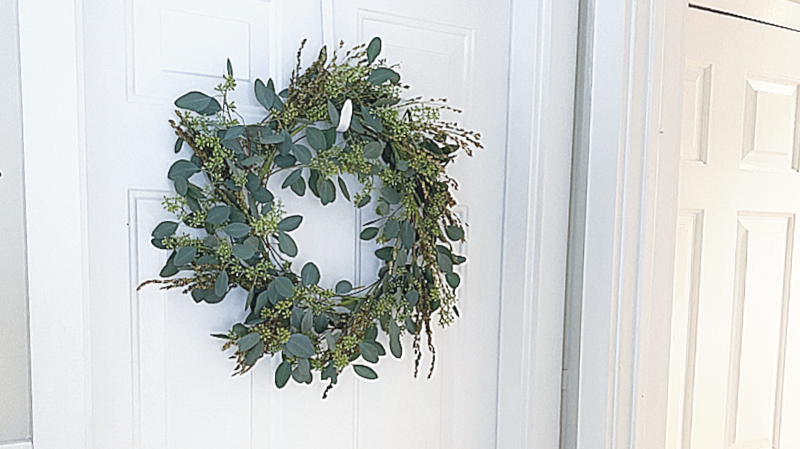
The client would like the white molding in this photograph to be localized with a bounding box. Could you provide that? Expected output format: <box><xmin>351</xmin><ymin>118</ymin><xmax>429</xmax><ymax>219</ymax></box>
<box><xmin>18</xmin><ymin>0</ymin><xmax>91</xmax><ymax>448</ymax></box>
<box><xmin>570</xmin><ymin>0</ymin><xmax>687</xmax><ymax>447</ymax></box>
<box><xmin>0</xmin><ymin>441</ymin><xmax>33</xmax><ymax>449</ymax></box>
<box><xmin>495</xmin><ymin>0</ymin><xmax>577</xmax><ymax>447</ymax></box>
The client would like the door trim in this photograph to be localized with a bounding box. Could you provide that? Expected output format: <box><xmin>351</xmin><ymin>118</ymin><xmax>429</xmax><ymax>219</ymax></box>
<box><xmin>495</xmin><ymin>0</ymin><xmax>578</xmax><ymax>447</ymax></box>
<box><xmin>18</xmin><ymin>0</ymin><xmax>91</xmax><ymax>447</ymax></box>
<box><xmin>568</xmin><ymin>0</ymin><xmax>687</xmax><ymax>447</ymax></box>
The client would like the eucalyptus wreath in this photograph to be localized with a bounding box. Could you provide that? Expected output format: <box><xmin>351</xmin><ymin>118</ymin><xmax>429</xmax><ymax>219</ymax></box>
<box><xmin>139</xmin><ymin>38</ymin><xmax>481</xmax><ymax>396</ymax></box>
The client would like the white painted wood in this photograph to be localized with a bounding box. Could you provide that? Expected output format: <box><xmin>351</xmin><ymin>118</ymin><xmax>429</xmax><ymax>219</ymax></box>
<box><xmin>0</xmin><ymin>0</ymin><xmax>32</xmax><ymax>443</ymax></box>
<box><xmin>17</xmin><ymin>0</ymin><xmax>91</xmax><ymax>448</ymax></box>
<box><xmin>692</xmin><ymin>0</ymin><xmax>800</xmax><ymax>32</ymax></box>
<box><xmin>496</xmin><ymin>0</ymin><xmax>577</xmax><ymax>448</ymax></box>
<box><xmin>63</xmin><ymin>0</ymin><xmax>570</xmax><ymax>447</ymax></box>
<box><xmin>0</xmin><ymin>441</ymin><xmax>33</xmax><ymax>449</ymax></box>
<box><xmin>662</xmin><ymin>8</ymin><xmax>800</xmax><ymax>449</ymax></box>
<box><xmin>567</xmin><ymin>0</ymin><xmax>688</xmax><ymax>447</ymax></box>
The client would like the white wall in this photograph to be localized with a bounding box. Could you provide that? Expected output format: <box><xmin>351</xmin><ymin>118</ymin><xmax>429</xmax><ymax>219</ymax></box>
<box><xmin>0</xmin><ymin>0</ymin><xmax>32</xmax><ymax>443</ymax></box>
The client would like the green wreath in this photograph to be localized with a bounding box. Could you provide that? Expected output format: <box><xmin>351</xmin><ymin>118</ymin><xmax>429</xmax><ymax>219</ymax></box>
<box><xmin>139</xmin><ymin>38</ymin><xmax>480</xmax><ymax>396</ymax></box>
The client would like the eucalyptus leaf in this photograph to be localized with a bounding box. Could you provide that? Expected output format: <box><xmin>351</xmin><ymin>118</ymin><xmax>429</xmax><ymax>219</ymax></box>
<box><xmin>224</xmin><ymin>223</ymin><xmax>251</xmax><ymax>238</ymax></box>
<box><xmin>301</xmin><ymin>262</ymin><xmax>320</xmax><ymax>286</ymax></box>
<box><xmin>168</xmin><ymin>160</ymin><xmax>200</xmax><ymax>180</ymax></box>
<box><xmin>232</xmin><ymin>244</ymin><xmax>255</xmax><ymax>260</ymax></box>
<box><xmin>206</xmin><ymin>205</ymin><xmax>231</xmax><ymax>225</ymax></box>
<box><xmin>381</xmin><ymin>186</ymin><xmax>401</xmax><ymax>204</ymax></box>
<box><xmin>275</xmin><ymin>361</ymin><xmax>292</xmax><ymax>388</ymax></box>
<box><xmin>293</xmin><ymin>144</ymin><xmax>312</xmax><ymax>165</ymax></box>
<box><xmin>337</xmin><ymin>177</ymin><xmax>350</xmax><ymax>201</ymax></box>
<box><xmin>327</xmin><ymin>99</ymin><xmax>339</xmax><ymax>125</ymax></box>
<box><xmin>152</xmin><ymin>221</ymin><xmax>179</xmax><ymax>239</ymax></box>
<box><xmin>446</xmin><ymin>225</ymin><xmax>464</xmax><ymax>241</ymax></box>
<box><xmin>366</xmin><ymin>37</ymin><xmax>381</xmax><ymax>64</ymax></box>
<box><xmin>367</xmin><ymin>67</ymin><xmax>400</xmax><ymax>85</ymax></box>
<box><xmin>406</xmin><ymin>289</ymin><xmax>419</xmax><ymax>307</ymax></box>
<box><xmin>301</xmin><ymin>309</ymin><xmax>314</xmax><ymax>334</ymax></box>
<box><xmin>277</xmin><ymin>215</ymin><xmax>303</xmax><ymax>232</ymax></box>
<box><xmin>174</xmin><ymin>91</ymin><xmax>221</xmax><ymax>115</ymax></box>
<box><xmin>375</xmin><ymin>247</ymin><xmax>394</xmax><ymax>261</ymax></box>
<box><xmin>174</xmin><ymin>246</ymin><xmax>196</xmax><ymax>266</ymax></box>
<box><xmin>282</xmin><ymin>169</ymin><xmax>303</xmax><ymax>189</ymax></box>
<box><xmin>360</xmin><ymin>227</ymin><xmax>379</xmax><ymax>240</ymax></box>
<box><xmin>238</xmin><ymin>332</ymin><xmax>261</xmax><ymax>352</ymax></box>
<box><xmin>174</xmin><ymin>137</ymin><xmax>184</xmax><ymax>154</ymax></box>
<box><xmin>285</xmin><ymin>334</ymin><xmax>315</xmax><ymax>358</ymax></box>
<box><xmin>214</xmin><ymin>270</ymin><xmax>228</xmax><ymax>297</ymax></box>
<box><xmin>277</xmin><ymin>232</ymin><xmax>298</xmax><ymax>257</ymax></box>
<box><xmin>400</xmin><ymin>221</ymin><xmax>416</xmax><ymax>249</ymax></box>
<box><xmin>363</xmin><ymin>142</ymin><xmax>382</xmax><ymax>159</ymax></box>
<box><xmin>319</xmin><ymin>179</ymin><xmax>336</xmax><ymax>205</ymax></box>
<box><xmin>353</xmin><ymin>365</ymin><xmax>378</xmax><ymax>380</ymax></box>
<box><xmin>305</xmin><ymin>127</ymin><xmax>327</xmax><ymax>152</ymax></box>
<box><xmin>273</xmin><ymin>276</ymin><xmax>294</xmax><ymax>298</ymax></box>
<box><xmin>359</xmin><ymin>342</ymin><xmax>379</xmax><ymax>363</ymax></box>
<box><xmin>446</xmin><ymin>272</ymin><xmax>461</xmax><ymax>288</ymax></box>
<box><xmin>335</xmin><ymin>280</ymin><xmax>353</xmax><ymax>295</ymax></box>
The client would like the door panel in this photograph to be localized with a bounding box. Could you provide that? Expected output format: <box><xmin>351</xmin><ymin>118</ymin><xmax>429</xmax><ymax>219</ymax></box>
<box><xmin>82</xmin><ymin>0</ymin><xmax>510</xmax><ymax>448</ymax></box>
<box><xmin>668</xmin><ymin>8</ymin><xmax>800</xmax><ymax>449</ymax></box>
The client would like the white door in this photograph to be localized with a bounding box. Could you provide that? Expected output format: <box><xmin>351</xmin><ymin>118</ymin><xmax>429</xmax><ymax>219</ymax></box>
<box><xmin>80</xmin><ymin>0</ymin><xmax>510</xmax><ymax>448</ymax></box>
<box><xmin>667</xmin><ymin>6</ymin><xmax>800</xmax><ymax>449</ymax></box>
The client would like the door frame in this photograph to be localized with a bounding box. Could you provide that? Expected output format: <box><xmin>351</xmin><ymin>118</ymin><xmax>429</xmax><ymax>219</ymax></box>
<box><xmin>17</xmin><ymin>0</ymin><xmax>577</xmax><ymax>448</ymax></box>
<box><xmin>567</xmin><ymin>0</ymin><xmax>688</xmax><ymax>447</ymax></box>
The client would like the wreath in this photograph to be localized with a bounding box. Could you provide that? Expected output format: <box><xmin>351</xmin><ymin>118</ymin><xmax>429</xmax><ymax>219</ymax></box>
<box><xmin>139</xmin><ymin>38</ymin><xmax>481</xmax><ymax>396</ymax></box>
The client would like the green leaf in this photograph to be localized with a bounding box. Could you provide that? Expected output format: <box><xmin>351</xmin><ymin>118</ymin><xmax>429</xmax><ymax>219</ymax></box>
<box><xmin>375</xmin><ymin>247</ymin><xmax>394</xmax><ymax>261</ymax></box>
<box><xmin>152</xmin><ymin>221</ymin><xmax>179</xmax><ymax>239</ymax></box>
<box><xmin>290</xmin><ymin>176</ymin><xmax>306</xmax><ymax>196</ymax></box>
<box><xmin>446</xmin><ymin>225</ymin><xmax>464</xmax><ymax>241</ymax></box>
<box><xmin>360</xmin><ymin>106</ymin><xmax>384</xmax><ymax>132</ymax></box>
<box><xmin>206</xmin><ymin>205</ymin><xmax>231</xmax><ymax>225</ymax></box>
<box><xmin>363</xmin><ymin>142</ymin><xmax>382</xmax><ymax>159</ymax></box>
<box><xmin>174</xmin><ymin>177</ymin><xmax>188</xmax><ymax>196</ymax></box>
<box><xmin>277</xmin><ymin>215</ymin><xmax>303</xmax><ymax>232</ymax></box>
<box><xmin>244</xmin><ymin>339</ymin><xmax>264</xmax><ymax>366</ymax></box>
<box><xmin>254</xmin><ymin>79</ymin><xmax>273</xmax><ymax>110</ymax></box>
<box><xmin>255</xmin><ymin>291</ymin><xmax>269</xmax><ymax>314</ymax></box>
<box><xmin>173</xmin><ymin>246</ymin><xmax>196</xmax><ymax>266</ymax></box>
<box><xmin>405</xmin><ymin>316</ymin><xmax>417</xmax><ymax>333</ymax></box>
<box><xmin>301</xmin><ymin>262</ymin><xmax>320</xmax><ymax>287</ymax></box>
<box><xmin>274</xmin><ymin>154</ymin><xmax>296</xmax><ymax>168</ymax></box>
<box><xmin>305</xmin><ymin>127</ymin><xmax>327</xmax><ymax>152</ymax></box>
<box><xmin>437</xmin><ymin>252</ymin><xmax>453</xmax><ymax>273</ymax></box>
<box><xmin>174</xmin><ymin>91</ymin><xmax>221</xmax><ymax>115</ymax></box>
<box><xmin>233</xmin><ymin>324</ymin><xmax>248</xmax><ymax>337</ymax></box>
<box><xmin>359</xmin><ymin>342</ymin><xmax>379</xmax><ymax>363</ymax></box>
<box><xmin>160</xmin><ymin>253</ymin><xmax>178</xmax><ymax>277</ymax></box>
<box><xmin>400</xmin><ymin>221</ymin><xmax>416</xmax><ymax>249</ymax></box>
<box><xmin>301</xmin><ymin>309</ymin><xmax>314</xmax><ymax>334</ymax></box>
<box><xmin>285</xmin><ymin>334</ymin><xmax>315</xmax><ymax>358</ymax></box>
<box><xmin>174</xmin><ymin>137</ymin><xmax>184</xmax><ymax>154</ymax></box>
<box><xmin>327</xmin><ymin>99</ymin><xmax>339</xmax><ymax>125</ymax></box>
<box><xmin>167</xmin><ymin>159</ymin><xmax>200</xmax><ymax>180</ymax></box>
<box><xmin>282</xmin><ymin>169</ymin><xmax>303</xmax><ymax>189</ymax></box>
<box><xmin>389</xmin><ymin>320</ymin><xmax>402</xmax><ymax>358</ymax></box>
<box><xmin>384</xmin><ymin>220</ymin><xmax>399</xmax><ymax>239</ymax></box>
<box><xmin>252</xmin><ymin>187</ymin><xmax>273</xmax><ymax>203</ymax></box>
<box><xmin>381</xmin><ymin>186</ymin><xmax>401</xmax><ymax>204</ymax></box>
<box><xmin>224</xmin><ymin>223</ymin><xmax>251</xmax><ymax>238</ymax></box>
<box><xmin>366</xmin><ymin>37</ymin><xmax>382</xmax><ymax>64</ymax></box>
<box><xmin>260</xmin><ymin>132</ymin><xmax>284</xmax><ymax>145</ymax></box>
<box><xmin>335</xmin><ymin>280</ymin><xmax>352</xmax><ymax>295</ymax></box>
<box><xmin>357</xmin><ymin>195</ymin><xmax>371</xmax><ymax>208</ymax></box>
<box><xmin>367</xmin><ymin>67</ymin><xmax>400</xmax><ymax>85</ymax></box>
<box><xmin>273</xmin><ymin>276</ymin><xmax>294</xmax><ymax>298</ymax></box>
<box><xmin>364</xmin><ymin>327</ymin><xmax>378</xmax><ymax>341</ymax></box>
<box><xmin>406</xmin><ymin>289</ymin><xmax>419</xmax><ymax>307</ymax></box>
<box><xmin>214</xmin><ymin>270</ymin><xmax>228</xmax><ymax>297</ymax></box>
<box><xmin>360</xmin><ymin>227</ymin><xmax>379</xmax><ymax>240</ymax></box>
<box><xmin>238</xmin><ymin>332</ymin><xmax>261</xmax><ymax>352</ymax></box>
<box><xmin>275</xmin><ymin>361</ymin><xmax>292</xmax><ymax>388</ymax></box>
<box><xmin>227</xmin><ymin>58</ymin><xmax>233</xmax><ymax>77</ymax></box>
<box><xmin>446</xmin><ymin>272</ymin><xmax>461</xmax><ymax>288</ymax></box>
<box><xmin>293</xmin><ymin>144</ymin><xmax>312</xmax><ymax>165</ymax></box>
<box><xmin>232</xmin><ymin>244</ymin><xmax>255</xmax><ymax>260</ymax></box>
<box><xmin>277</xmin><ymin>232</ymin><xmax>298</xmax><ymax>257</ymax></box>
<box><xmin>319</xmin><ymin>178</ymin><xmax>336</xmax><ymax>205</ymax></box>
<box><xmin>353</xmin><ymin>365</ymin><xmax>378</xmax><ymax>380</ymax></box>
<box><xmin>337</xmin><ymin>177</ymin><xmax>350</xmax><ymax>201</ymax></box>
<box><xmin>397</xmin><ymin>160</ymin><xmax>409</xmax><ymax>171</ymax></box>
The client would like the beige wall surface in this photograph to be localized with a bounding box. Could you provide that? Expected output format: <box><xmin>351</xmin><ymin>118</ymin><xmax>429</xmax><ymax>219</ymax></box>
<box><xmin>0</xmin><ymin>0</ymin><xmax>32</xmax><ymax>443</ymax></box>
